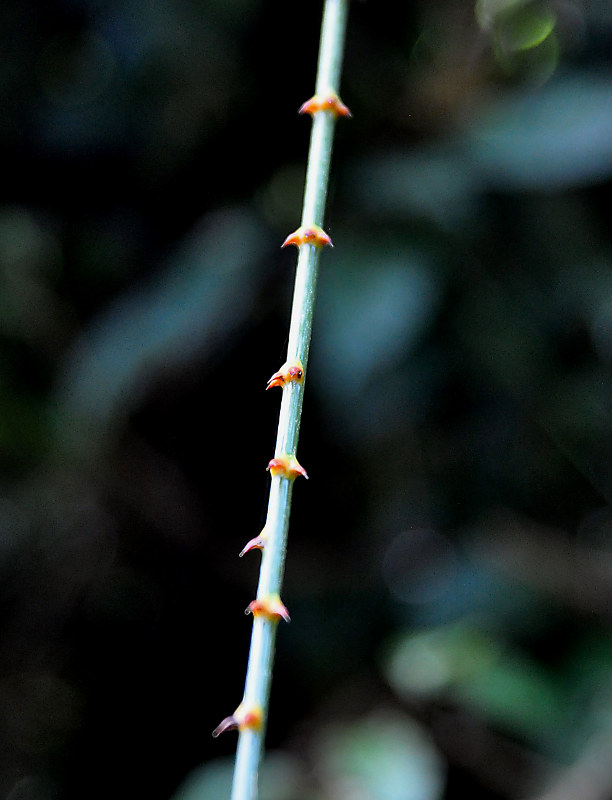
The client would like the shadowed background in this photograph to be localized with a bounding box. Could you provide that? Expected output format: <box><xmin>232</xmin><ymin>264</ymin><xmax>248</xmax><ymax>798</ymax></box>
<box><xmin>2</xmin><ymin>1</ymin><xmax>612</xmax><ymax>798</ymax></box>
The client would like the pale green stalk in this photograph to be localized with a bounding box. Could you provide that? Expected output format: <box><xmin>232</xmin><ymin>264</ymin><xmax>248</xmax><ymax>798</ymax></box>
<box><xmin>225</xmin><ymin>2</ymin><xmax>350</xmax><ymax>800</ymax></box>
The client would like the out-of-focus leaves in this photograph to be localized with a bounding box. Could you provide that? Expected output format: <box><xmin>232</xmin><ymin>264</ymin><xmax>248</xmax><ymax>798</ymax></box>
<box><xmin>0</xmin><ymin>392</ymin><xmax>48</xmax><ymax>467</ymax></box>
<box><xmin>383</xmin><ymin>621</ymin><xmax>500</xmax><ymax>698</ymax></box>
<box><xmin>0</xmin><ymin>206</ymin><xmax>65</xmax><ymax>347</ymax></box>
<box><xmin>495</xmin><ymin>2</ymin><xmax>556</xmax><ymax>52</ymax></box>
<box><xmin>315</xmin><ymin>713</ymin><xmax>445</xmax><ymax>800</ymax></box>
<box><xmin>346</xmin><ymin>145</ymin><xmax>479</xmax><ymax>229</ymax></box>
<box><xmin>476</xmin><ymin>0</ymin><xmax>559</xmax><ymax>82</ymax></box>
<box><xmin>454</xmin><ymin>276</ymin><xmax>612</xmax><ymax>506</ymax></box>
<box><xmin>466</xmin><ymin>72</ymin><xmax>612</xmax><ymax>189</ymax></box>
<box><xmin>476</xmin><ymin>0</ymin><xmax>530</xmax><ymax>29</ymax></box>
<box><xmin>170</xmin><ymin>753</ymin><xmax>304</xmax><ymax>800</ymax></box>
<box><xmin>384</xmin><ymin>622</ymin><xmax>567</xmax><ymax>753</ymax></box>
<box><xmin>381</xmin><ymin>527</ymin><xmax>530</xmax><ymax>628</ymax></box>
<box><xmin>312</xmin><ymin>241</ymin><xmax>440</xmax><ymax>437</ymax></box>
<box><xmin>31</xmin><ymin>0</ymin><xmax>255</xmax><ymax>166</ymax></box>
<box><xmin>454</xmin><ymin>651</ymin><xmax>565</xmax><ymax>748</ymax></box>
<box><xmin>347</xmin><ymin>72</ymin><xmax>612</xmax><ymax>229</ymax></box>
<box><xmin>53</xmin><ymin>207</ymin><xmax>272</xmax><ymax>458</ymax></box>
<box><xmin>476</xmin><ymin>0</ymin><xmax>556</xmax><ymax>50</ymax></box>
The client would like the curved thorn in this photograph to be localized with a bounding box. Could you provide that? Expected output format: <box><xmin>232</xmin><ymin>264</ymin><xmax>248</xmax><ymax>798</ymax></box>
<box><xmin>212</xmin><ymin>714</ymin><xmax>238</xmax><ymax>738</ymax></box>
<box><xmin>212</xmin><ymin>704</ymin><xmax>263</xmax><ymax>737</ymax></box>
<box><xmin>239</xmin><ymin>532</ymin><xmax>266</xmax><ymax>557</ymax></box>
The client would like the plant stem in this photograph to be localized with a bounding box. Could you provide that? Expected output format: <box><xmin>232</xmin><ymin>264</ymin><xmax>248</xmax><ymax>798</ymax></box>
<box><xmin>224</xmin><ymin>2</ymin><xmax>350</xmax><ymax>799</ymax></box>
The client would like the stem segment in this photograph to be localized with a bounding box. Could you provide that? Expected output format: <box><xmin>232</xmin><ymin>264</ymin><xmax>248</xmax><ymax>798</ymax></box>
<box><xmin>226</xmin><ymin>3</ymin><xmax>350</xmax><ymax>799</ymax></box>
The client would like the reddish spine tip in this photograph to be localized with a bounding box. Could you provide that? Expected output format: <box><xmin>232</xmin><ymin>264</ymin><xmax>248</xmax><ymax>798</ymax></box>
<box><xmin>267</xmin><ymin>454</ymin><xmax>308</xmax><ymax>480</ymax></box>
<box><xmin>266</xmin><ymin>373</ymin><xmax>285</xmax><ymax>390</ymax></box>
<box><xmin>298</xmin><ymin>97</ymin><xmax>318</xmax><ymax>116</ymax></box>
<box><xmin>212</xmin><ymin>715</ymin><xmax>238</xmax><ymax>738</ymax></box>
<box><xmin>281</xmin><ymin>230</ymin><xmax>300</xmax><ymax>249</ymax></box>
<box><xmin>239</xmin><ymin>533</ymin><xmax>266</xmax><ymax>557</ymax></box>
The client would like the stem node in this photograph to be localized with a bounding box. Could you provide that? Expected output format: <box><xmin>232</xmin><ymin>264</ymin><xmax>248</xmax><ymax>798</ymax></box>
<box><xmin>299</xmin><ymin>91</ymin><xmax>351</xmax><ymax>118</ymax></box>
<box><xmin>246</xmin><ymin>594</ymin><xmax>291</xmax><ymax>623</ymax></box>
<box><xmin>281</xmin><ymin>224</ymin><xmax>333</xmax><ymax>249</ymax></box>
<box><xmin>266</xmin><ymin>359</ymin><xmax>305</xmax><ymax>390</ymax></box>
<box><xmin>267</xmin><ymin>455</ymin><xmax>308</xmax><ymax>480</ymax></box>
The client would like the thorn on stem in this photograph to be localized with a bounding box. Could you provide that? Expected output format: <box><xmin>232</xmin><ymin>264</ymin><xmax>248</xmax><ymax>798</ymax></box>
<box><xmin>281</xmin><ymin>225</ymin><xmax>333</xmax><ymax>250</ymax></box>
<box><xmin>246</xmin><ymin>593</ymin><xmax>291</xmax><ymax>623</ymax></box>
<box><xmin>299</xmin><ymin>92</ymin><xmax>352</xmax><ymax>118</ymax></box>
<box><xmin>212</xmin><ymin>704</ymin><xmax>263</xmax><ymax>737</ymax></box>
<box><xmin>267</xmin><ymin>454</ymin><xmax>308</xmax><ymax>480</ymax></box>
<box><xmin>212</xmin><ymin>715</ymin><xmax>238</xmax><ymax>738</ymax></box>
<box><xmin>239</xmin><ymin>531</ymin><xmax>266</xmax><ymax>557</ymax></box>
<box><xmin>266</xmin><ymin>359</ymin><xmax>304</xmax><ymax>390</ymax></box>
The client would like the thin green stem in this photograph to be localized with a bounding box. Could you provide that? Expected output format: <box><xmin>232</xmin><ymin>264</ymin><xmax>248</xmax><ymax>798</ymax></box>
<box><xmin>227</xmin><ymin>2</ymin><xmax>350</xmax><ymax>800</ymax></box>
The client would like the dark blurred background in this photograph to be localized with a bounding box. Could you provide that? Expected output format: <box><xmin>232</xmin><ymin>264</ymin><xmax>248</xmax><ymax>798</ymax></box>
<box><xmin>2</xmin><ymin>1</ymin><xmax>612</xmax><ymax>798</ymax></box>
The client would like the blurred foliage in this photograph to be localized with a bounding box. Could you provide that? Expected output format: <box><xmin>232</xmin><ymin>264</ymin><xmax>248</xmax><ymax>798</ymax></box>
<box><xmin>2</xmin><ymin>0</ymin><xmax>612</xmax><ymax>799</ymax></box>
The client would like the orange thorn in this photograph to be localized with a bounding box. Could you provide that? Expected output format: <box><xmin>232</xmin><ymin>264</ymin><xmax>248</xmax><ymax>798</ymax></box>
<box><xmin>266</xmin><ymin>359</ymin><xmax>304</xmax><ymax>390</ymax></box>
<box><xmin>281</xmin><ymin>224</ymin><xmax>333</xmax><ymax>249</ymax></box>
<box><xmin>267</xmin><ymin>454</ymin><xmax>308</xmax><ymax>480</ymax></box>
<box><xmin>246</xmin><ymin>594</ymin><xmax>291</xmax><ymax>623</ymax></box>
<box><xmin>239</xmin><ymin>531</ymin><xmax>266</xmax><ymax>557</ymax></box>
<box><xmin>299</xmin><ymin>92</ymin><xmax>352</xmax><ymax>118</ymax></box>
<box><xmin>212</xmin><ymin>703</ymin><xmax>263</xmax><ymax>737</ymax></box>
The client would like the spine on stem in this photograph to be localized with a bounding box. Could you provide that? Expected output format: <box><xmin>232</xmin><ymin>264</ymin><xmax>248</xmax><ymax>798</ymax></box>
<box><xmin>213</xmin><ymin>2</ymin><xmax>350</xmax><ymax>799</ymax></box>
